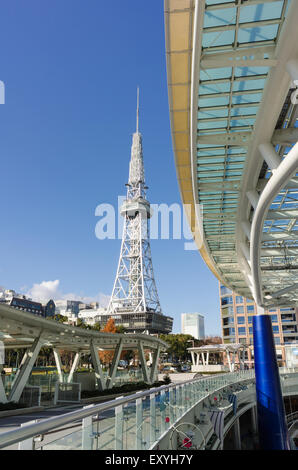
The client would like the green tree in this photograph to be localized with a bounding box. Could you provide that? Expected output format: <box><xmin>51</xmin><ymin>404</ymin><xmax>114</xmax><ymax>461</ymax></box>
<box><xmin>159</xmin><ymin>334</ymin><xmax>199</xmax><ymax>362</ymax></box>
<box><xmin>115</xmin><ymin>325</ymin><xmax>125</xmax><ymax>334</ymax></box>
<box><xmin>50</xmin><ymin>314</ymin><xmax>68</xmax><ymax>323</ymax></box>
<box><xmin>92</xmin><ymin>322</ymin><xmax>101</xmax><ymax>331</ymax></box>
<box><xmin>76</xmin><ymin>318</ymin><xmax>92</xmax><ymax>329</ymax></box>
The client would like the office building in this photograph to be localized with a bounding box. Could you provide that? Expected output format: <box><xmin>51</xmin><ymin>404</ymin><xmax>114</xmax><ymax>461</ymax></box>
<box><xmin>220</xmin><ymin>283</ymin><xmax>298</xmax><ymax>367</ymax></box>
<box><xmin>181</xmin><ymin>313</ymin><xmax>205</xmax><ymax>340</ymax></box>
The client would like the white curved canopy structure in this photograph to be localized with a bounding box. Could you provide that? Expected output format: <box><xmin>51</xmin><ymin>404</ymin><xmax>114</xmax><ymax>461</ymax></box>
<box><xmin>0</xmin><ymin>304</ymin><xmax>167</xmax><ymax>402</ymax></box>
<box><xmin>165</xmin><ymin>0</ymin><xmax>298</xmax><ymax>308</ymax></box>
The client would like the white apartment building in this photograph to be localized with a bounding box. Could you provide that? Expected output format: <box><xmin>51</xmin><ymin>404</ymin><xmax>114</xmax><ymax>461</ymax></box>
<box><xmin>78</xmin><ymin>308</ymin><xmax>106</xmax><ymax>326</ymax></box>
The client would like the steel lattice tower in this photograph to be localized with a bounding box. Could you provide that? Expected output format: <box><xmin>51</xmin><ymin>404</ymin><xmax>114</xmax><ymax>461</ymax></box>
<box><xmin>106</xmin><ymin>91</ymin><xmax>172</xmax><ymax>334</ymax></box>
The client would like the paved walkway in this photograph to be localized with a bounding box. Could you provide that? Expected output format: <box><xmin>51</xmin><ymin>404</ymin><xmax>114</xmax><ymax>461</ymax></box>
<box><xmin>158</xmin><ymin>373</ymin><xmax>197</xmax><ymax>383</ymax></box>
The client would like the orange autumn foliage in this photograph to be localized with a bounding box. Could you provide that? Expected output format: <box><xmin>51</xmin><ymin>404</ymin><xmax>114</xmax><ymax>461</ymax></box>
<box><xmin>98</xmin><ymin>318</ymin><xmax>117</xmax><ymax>365</ymax></box>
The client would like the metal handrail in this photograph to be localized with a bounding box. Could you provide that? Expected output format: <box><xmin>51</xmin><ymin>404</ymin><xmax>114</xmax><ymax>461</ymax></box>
<box><xmin>287</xmin><ymin>411</ymin><xmax>298</xmax><ymax>425</ymax></box>
<box><xmin>0</xmin><ymin>371</ymin><xmax>253</xmax><ymax>449</ymax></box>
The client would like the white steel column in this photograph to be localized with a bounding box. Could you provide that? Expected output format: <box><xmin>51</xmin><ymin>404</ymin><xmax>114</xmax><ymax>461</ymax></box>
<box><xmin>106</xmin><ymin>339</ymin><xmax>124</xmax><ymax>389</ymax></box>
<box><xmin>247</xmin><ymin>190</ymin><xmax>260</xmax><ymax>210</ymax></box>
<box><xmin>90</xmin><ymin>341</ymin><xmax>107</xmax><ymax>391</ymax></box>
<box><xmin>9</xmin><ymin>336</ymin><xmax>44</xmax><ymax>403</ymax></box>
<box><xmin>190</xmin><ymin>351</ymin><xmax>195</xmax><ymax>366</ymax></box>
<box><xmin>138</xmin><ymin>341</ymin><xmax>150</xmax><ymax>384</ymax></box>
<box><xmin>150</xmin><ymin>346</ymin><xmax>161</xmax><ymax>384</ymax></box>
<box><xmin>231</xmin><ymin>352</ymin><xmax>236</xmax><ymax>372</ymax></box>
<box><xmin>53</xmin><ymin>349</ymin><xmax>64</xmax><ymax>382</ymax></box>
<box><xmin>67</xmin><ymin>352</ymin><xmax>81</xmax><ymax>384</ymax></box>
<box><xmin>241</xmin><ymin>221</ymin><xmax>252</xmax><ymax>240</ymax></box>
<box><xmin>227</xmin><ymin>351</ymin><xmax>232</xmax><ymax>372</ymax></box>
<box><xmin>259</xmin><ymin>143</ymin><xmax>281</xmax><ymax>170</ymax></box>
<box><xmin>201</xmin><ymin>353</ymin><xmax>206</xmax><ymax>366</ymax></box>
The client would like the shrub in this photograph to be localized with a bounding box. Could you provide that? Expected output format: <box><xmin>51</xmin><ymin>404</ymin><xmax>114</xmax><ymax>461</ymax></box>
<box><xmin>81</xmin><ymin>379</ymin><xmax>169</xmax><ymax>399</ymax></box>
<box><xmin>0</xmin><ymin>402</ymin><xmax>28</xmax><ymax>411</ymax></box>
<box><xmin>162</xmin><ymin>374</ymin><xmax>171</xmax><ymax>385</ymax></box>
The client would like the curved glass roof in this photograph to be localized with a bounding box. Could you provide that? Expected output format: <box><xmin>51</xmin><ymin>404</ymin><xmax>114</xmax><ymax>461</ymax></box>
<box><xmin>165</xmin><ymin>0</ymin><xmax>298</xmax><ymax>305</ymax></box>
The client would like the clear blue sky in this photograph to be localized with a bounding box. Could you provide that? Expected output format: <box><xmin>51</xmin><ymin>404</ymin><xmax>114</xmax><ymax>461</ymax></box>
<box><xmin>0</xmin><ymin>1</ymin><xmax>221</xmax><ymax>335</ymax></box>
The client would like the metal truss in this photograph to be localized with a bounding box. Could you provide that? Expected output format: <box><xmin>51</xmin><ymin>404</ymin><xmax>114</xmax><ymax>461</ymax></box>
<box><xmin>107</xmin><ymin>101</ymin><xmax>162</xmax><ymax>319</ymax></box>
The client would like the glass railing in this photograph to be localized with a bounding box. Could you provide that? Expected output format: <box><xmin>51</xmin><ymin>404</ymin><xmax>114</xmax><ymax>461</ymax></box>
<box><xmin>20</xmin><ymin>370</ymin><xmax>255</xmax><ymax>451</ymax></box>
<box><xmin>1</xmin><ymin>368</ymin><xmax>297</xmax><ymax>451</ymax></box>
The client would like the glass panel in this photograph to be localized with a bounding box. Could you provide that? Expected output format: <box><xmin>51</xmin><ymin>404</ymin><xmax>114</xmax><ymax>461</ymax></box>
<box><xmin>122</xmin><ymin>402</ymin><xmax>137</xmax><ymax>450</ymax></box>
<box><xmin>96</xmin><ymin>410</ymin><xmax>116</xmax><ymax>450</ymax></box>
<box><xmin>41</xmin><ymin>427</ymin><xmax>84</xmax><ymax>450</ymax></box>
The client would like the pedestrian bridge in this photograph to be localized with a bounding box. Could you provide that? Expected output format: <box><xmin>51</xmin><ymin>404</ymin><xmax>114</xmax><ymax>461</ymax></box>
<box><xmin>0</xmin><ymin>369</ymin><xmax>297</xmax><ymax>450</ymax></box>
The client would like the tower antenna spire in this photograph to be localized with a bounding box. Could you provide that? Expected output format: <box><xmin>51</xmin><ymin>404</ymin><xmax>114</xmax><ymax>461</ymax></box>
<box><xmin>136</xmin><ymin>87</ymin><xmax>139</xmax><ymax>133</ymax></box>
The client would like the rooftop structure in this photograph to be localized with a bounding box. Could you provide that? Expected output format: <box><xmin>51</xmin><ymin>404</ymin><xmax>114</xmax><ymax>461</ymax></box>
<box><xmin>188</xmin><ymin>342</ymin><xmax>248</xmax><ymax>373</ymax></box>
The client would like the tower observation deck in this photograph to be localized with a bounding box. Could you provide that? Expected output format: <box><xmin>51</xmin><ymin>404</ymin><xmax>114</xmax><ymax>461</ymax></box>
<box><xmin>106</xmin><ymin>91</ymin><xmax>173</xmax><ymax>335</ymax></box>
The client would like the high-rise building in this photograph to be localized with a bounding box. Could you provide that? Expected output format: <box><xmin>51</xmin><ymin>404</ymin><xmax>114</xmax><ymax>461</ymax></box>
<box><xmin>106</xmin><ymin>92</ymin><xmax>173</xmax><ymax>335</ymax></box>
<box><xmin>219</xmin><ymin>282</ymin><xmax>298</xmax><ymax>367</ymax></box>
<box><xmin>181</xmin><ymin>313</ymin><xmax>205</xmax><ymax>340</ymax></box>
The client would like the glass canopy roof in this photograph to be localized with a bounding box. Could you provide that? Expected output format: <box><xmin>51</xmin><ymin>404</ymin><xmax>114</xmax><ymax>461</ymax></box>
<box><xmin>165</xmin><ymin>0</ymin><xmax>298</xmax><ymax>305</ymax></box>
<box><xmin>197</xmin><ymin>1</ymin><xmax>289</xmax><ymax>293</ymax></box>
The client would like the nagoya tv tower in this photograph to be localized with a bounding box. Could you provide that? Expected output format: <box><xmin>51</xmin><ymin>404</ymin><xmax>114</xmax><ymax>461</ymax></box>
<box><xmin>106</xmin><ymin>90</ymin><xmax>173</xmax><ymax>335</ymax></box>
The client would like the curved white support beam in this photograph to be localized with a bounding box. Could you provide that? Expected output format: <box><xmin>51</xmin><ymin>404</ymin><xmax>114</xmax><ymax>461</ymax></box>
<box><xmin>90</xmin><ymin>340</ymin><xmax>107</xmax><ymax>391</ymax></box>
<box><xmin>9</xmin><ymin>336</ymin><xmax>44</xmax><ymax>402</ymax></box>
<box><xmin>250</xmin><ymin>141</ymin><xmax>298</xmax><ymax>307</ymax></box>
<box><xmin>53</xmin><ymin>349</ymin><xmax>64</xmax><ymax>383</ymax></box>
<box><xmin>247</xmin><ymin>190</ymin><xmax>260</xmax><ymax>210</ymax></box>
<box><xmin>240</xmin><ymin>242</ymin><xmax>250</xmax><ymax>264</ymax></box>
<box><xmin>107</xmin><ymin>339</ymin><xmax>124</xmax><ymax>390</ymax></box>
<box><xmin>241</xmin><ymin>221</ymin><xmax>251</xmax><ymax>240</ymax></box>
<box><xmin>150</xmin><ymin>345</ymin><xmax>161</xmax><ymax>384</ymax></box>
<box><xmin>137</xmin><ymin>341</ymin><xmax>150</xmax><ymax>384</ymax></box>
<box><xmin>67</xmin><ymin>352</ymin><xmax>81</xmax><ymax>383</ymax></box>
<box><xmin>259</xmin><ymin>143</ymin><xmax>282</xmax><ymax>170</ymax></box>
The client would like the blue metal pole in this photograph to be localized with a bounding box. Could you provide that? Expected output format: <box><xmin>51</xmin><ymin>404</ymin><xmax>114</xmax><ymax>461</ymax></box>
<box><xmin>253</xmin><ymin>314</ymin><xmax>290</xmax><ymax>449</ymax></box>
